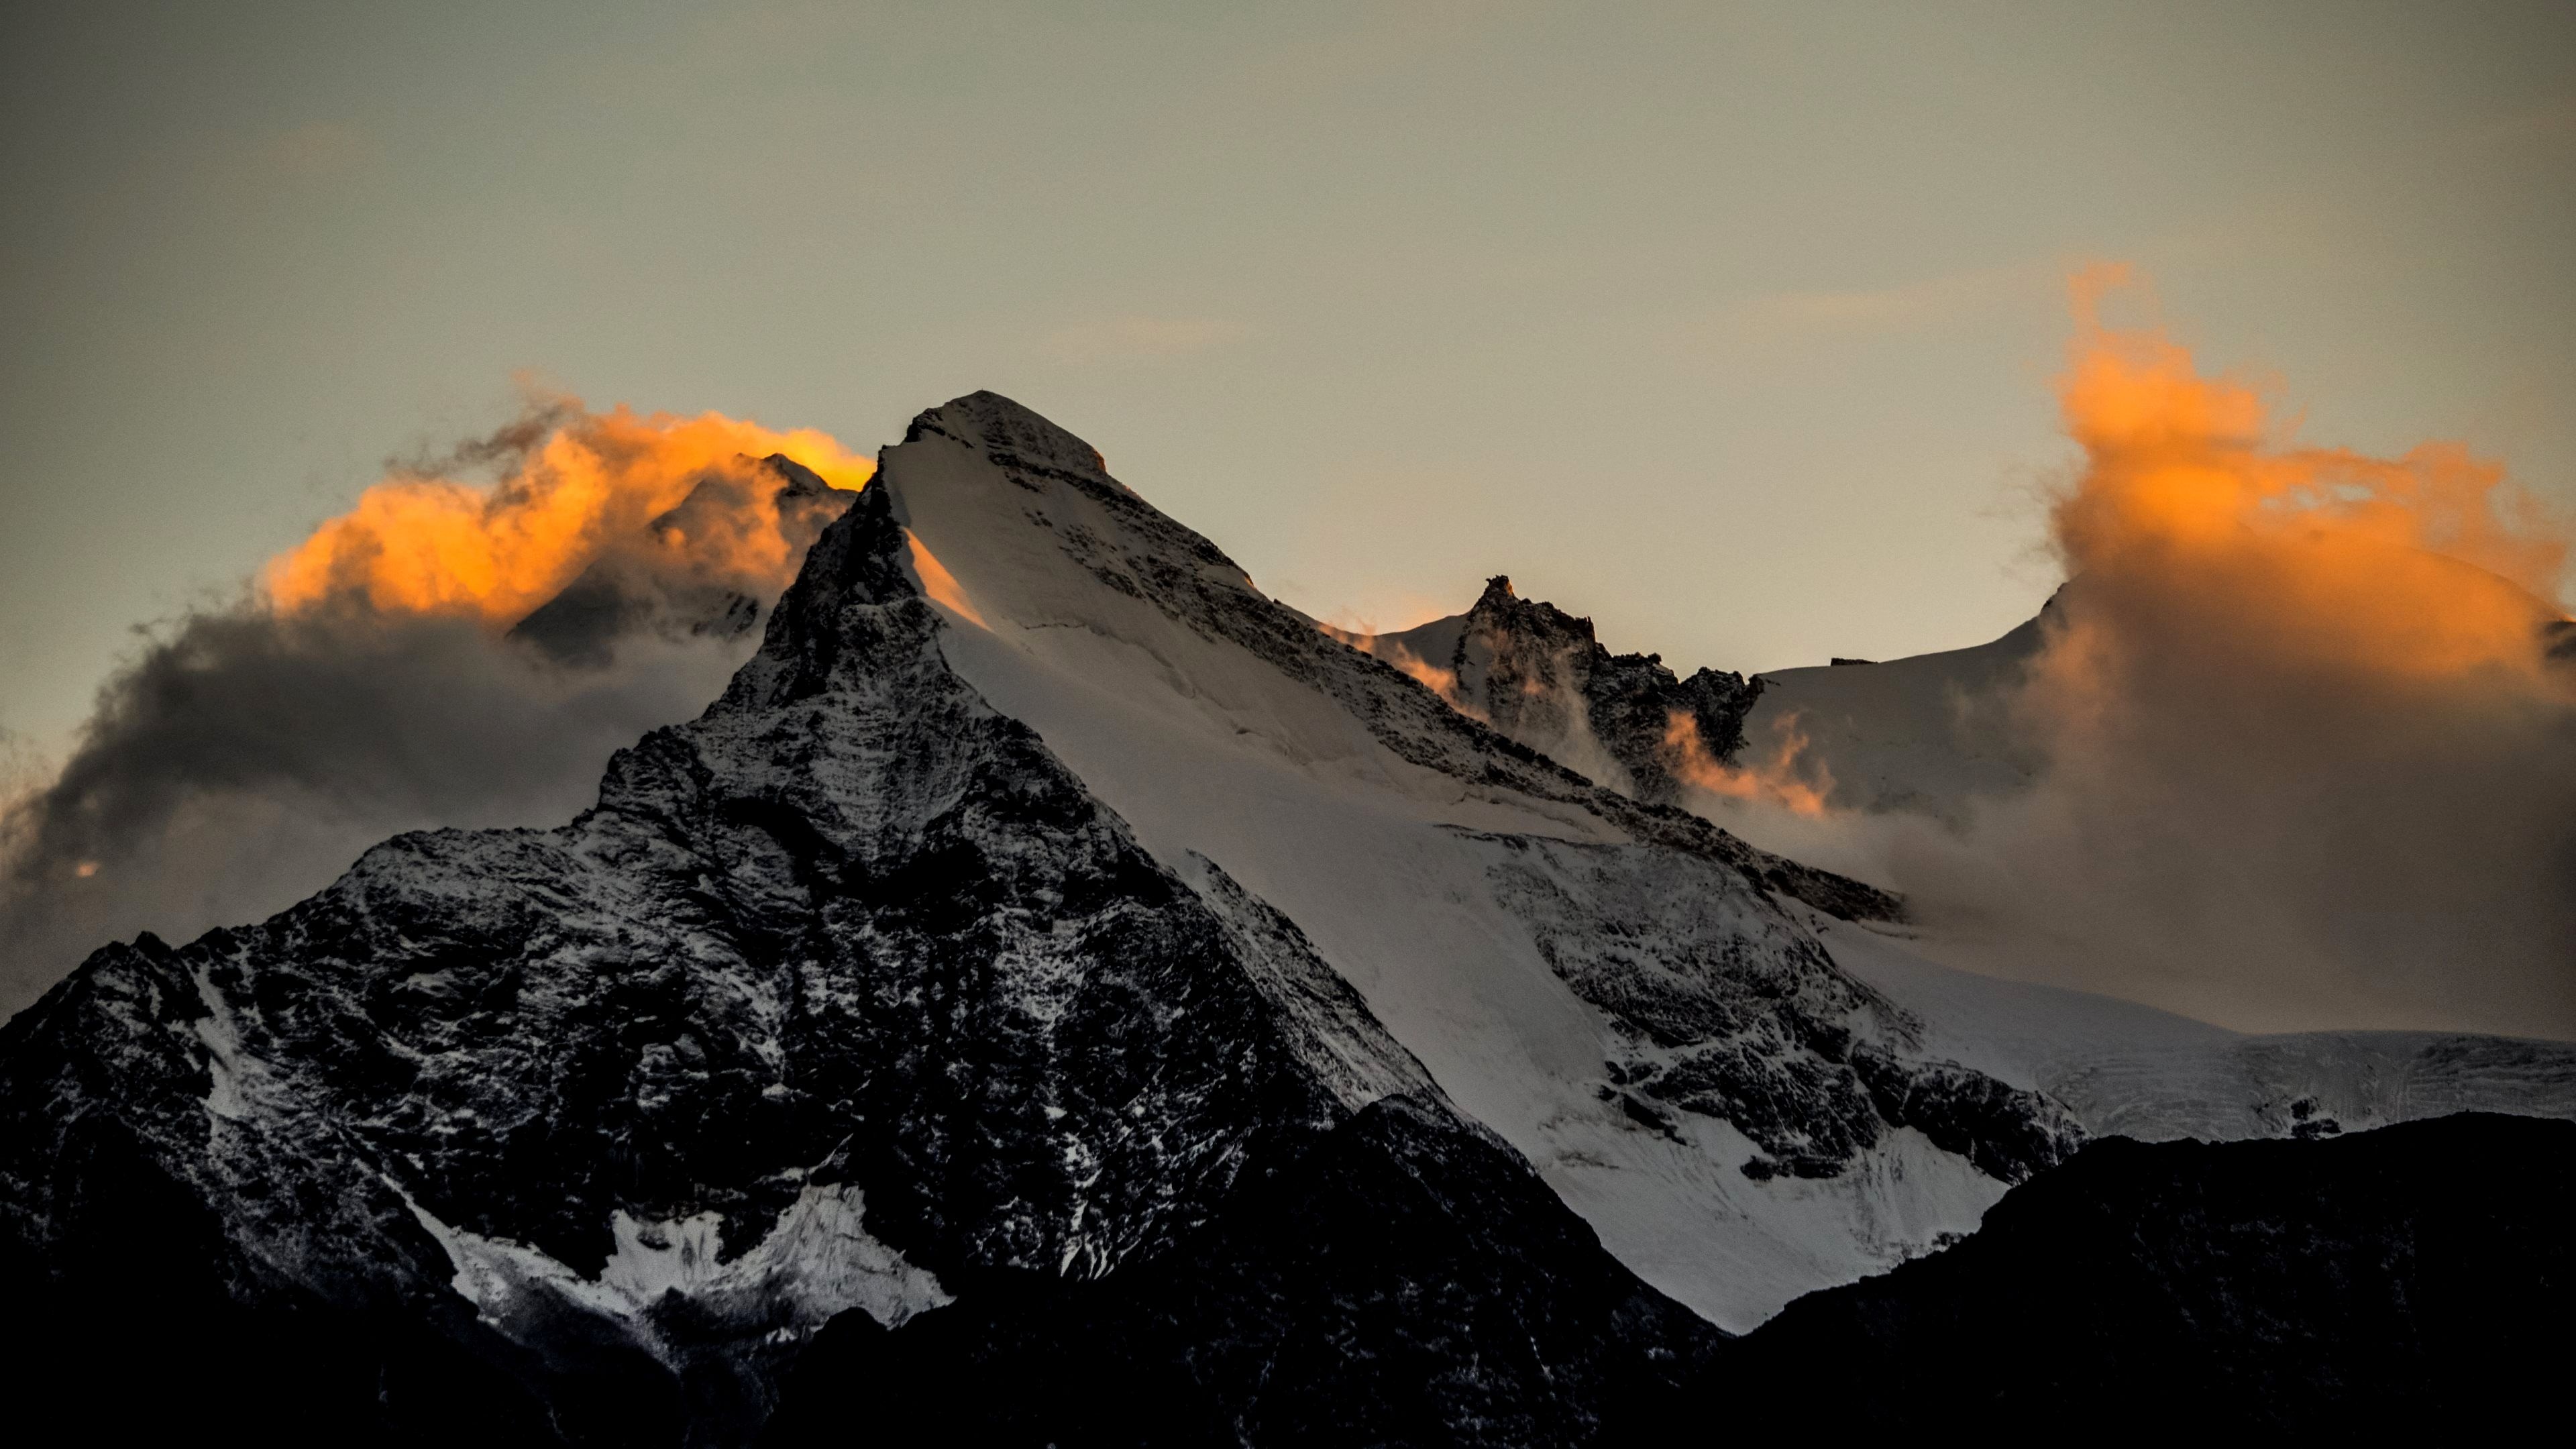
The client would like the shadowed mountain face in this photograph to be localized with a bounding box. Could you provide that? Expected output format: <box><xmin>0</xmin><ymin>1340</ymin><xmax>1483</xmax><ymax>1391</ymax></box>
<box><xmin>2</xmin><ymin>392</ymin><xmax>2569</xmax><ymax>1446</ymax></box>
<box><xmin>761</xmin><ymin>1095</ymin><xmax>1726</xmax><ymax>1448</ymax></box>
<box><xmin>1692</xmin><ymin>1112</ymin><xmax>2576</xmax><ymax>1432</ymax></box>
<box><xmin>0</xmin><ymin>402</ymin><xmax>1789</xmax><ymax>1445</ymax></box>
<box><xmin>763</xmin><ymin>1110</ymin><xmax>2576</xmax><ymax>1444</ymax></box>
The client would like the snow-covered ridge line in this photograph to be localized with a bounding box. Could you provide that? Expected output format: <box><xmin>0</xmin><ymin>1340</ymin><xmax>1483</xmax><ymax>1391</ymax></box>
<box><xmin>880</xmin><ymin>393</ymin><xmax>2108</xmax><ymax>1324</ymax></box>
<box><xmin>6</xmin><ymin>389</ymin><xmax>2572</xmax><ymax>1444</ymax></box>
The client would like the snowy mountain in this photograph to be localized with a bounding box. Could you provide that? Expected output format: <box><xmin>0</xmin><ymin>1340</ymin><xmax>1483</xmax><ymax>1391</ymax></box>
<box><xmin>1739</xmin><ymin>602</ymin><xmax>2051</xmax><ymax>821</ymax></box>
<box><xmin>3</xmin><ymin>392</ymin><xmax>2571</xmax><ymax>1443</ymax></box>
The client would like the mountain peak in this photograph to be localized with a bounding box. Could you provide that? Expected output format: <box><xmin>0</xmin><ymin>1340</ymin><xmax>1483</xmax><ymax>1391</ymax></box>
<box><xmin>755</xmin><ymin>451</ymin><xmax>837</xmax><ymax>500</ymax></box>
<box><xmin>904</xmin><ymin>391</ymin><xmax>1110</xmax><ymax>480</ymax></box>
<box><xmin>10</xmin><ymin>390</ymin><xmax>2558</xmax><ymax>1442</ymax></box>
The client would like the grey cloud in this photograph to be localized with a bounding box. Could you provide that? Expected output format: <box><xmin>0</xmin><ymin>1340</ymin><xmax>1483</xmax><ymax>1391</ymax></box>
<box><xmin>1725</xmin><ymin>583</ymin><xmax>2576</xmax><ymax>1038</ymax></box>
<box><xmin>0</xmin><ymin>441</ymin><xmax>851</xmax><ymax>1019</ymax></box>
<box><xmin>0</xmin><ymin>605</ymin><xmax>754</xmax><ymax>1016</ymax></box>
<box><xmin>1901</xmin><ymin>593</ymin><xmax>2576</xmax><ymax>1038</ymax></box>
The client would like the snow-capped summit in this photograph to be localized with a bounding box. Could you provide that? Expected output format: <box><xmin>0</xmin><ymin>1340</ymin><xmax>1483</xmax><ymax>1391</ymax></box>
<box><xmin>843</xmin><ymin>394</ymin><xmax>2084</xmax><ymax>1309</ymax></box>
<box><xmin>5</xmin><ymin>391</ymin><xmax>2571</xmax><ymax>1444</ymax></box>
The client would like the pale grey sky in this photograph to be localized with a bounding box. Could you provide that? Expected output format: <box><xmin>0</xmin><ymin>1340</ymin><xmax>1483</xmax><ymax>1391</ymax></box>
<box><xmin>6</xmin><ymin>0</ymin><xmax>2572</xmax><ymax>757</ymax></box>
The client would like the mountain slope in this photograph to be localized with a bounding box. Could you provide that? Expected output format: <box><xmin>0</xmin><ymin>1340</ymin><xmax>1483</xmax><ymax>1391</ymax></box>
<box><xmin>0</xmin><ymin>432</ymin><xmax>1719</xmax><ymax>1443</ymax></box>
<box><xmin>762</xmin><ymin>1094</ymin><xmax>1723</xmax><ymax>1448</ymax></box>
<box><xmin>7</xmin><ymin>390</ymin><xmax>2569</xmax><ymax>1444</ymax></box>
<box><xmin>879</xmin><ymin>393</ymin><xmax>2576</xmax><ymax>1322</ymax></box>
<box><xmin>0</xmin><ymin>478</ymin><xmax>1428</xmax><ymax>1438</ymax></box>
<box><xmin>880</xmin><ymin>394</ymin><xmax>2085</xmax><ymax>1324</ymax></box>
<box><xmin>1738</xmin><ymin>600</ymin><xmax>2051</xmax><ymax>821</ymax></box>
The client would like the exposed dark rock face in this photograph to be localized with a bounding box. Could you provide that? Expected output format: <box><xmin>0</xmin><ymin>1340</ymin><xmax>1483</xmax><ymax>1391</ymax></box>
<box><xmin>1426</xmin><ymin>576</ymin><xmax>1762</xmax><ymax>806</ymax></box>
<box><xmin>761</xmin><ymin>1095</ymin><xmax>1725</xmax><ymax>1449</ymax></box>
<box><xmin>1846</xmin><ymin>1045</ymin><xmax>2084</xmax><ymax>1183</ymax></box>
<box><xmin>1474</xmin><ymin>833</ymin><xmax>2078</xmax><ymax>1181</ymax></box>
<box><xmin>0</xmin><ymin>479</ymin><xmax>1447</xmax><ymax>1442</ymax></box>
<box><xmin>1690</xmin><ymin>1112</ymin><xmax>2576</xmax><ymax>1430</ymax></box>
<box><xmin>0</xmin><ymin>417</ymin><xmax>1731</xmax><ymax>1445</ymax></box>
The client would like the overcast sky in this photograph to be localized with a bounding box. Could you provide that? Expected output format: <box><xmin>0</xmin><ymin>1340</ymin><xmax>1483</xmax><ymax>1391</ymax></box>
<box><xmin>5</xmin><ymin>0</ymin><xmax>2572</xmax><ymax>758</ymax></box>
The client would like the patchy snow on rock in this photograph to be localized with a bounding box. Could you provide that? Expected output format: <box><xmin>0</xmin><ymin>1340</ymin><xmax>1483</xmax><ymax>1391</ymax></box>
<box><xmin>405</xmin><ymin>1177</ymin><xmax>949</xmax><ymax>1360</ymax></box>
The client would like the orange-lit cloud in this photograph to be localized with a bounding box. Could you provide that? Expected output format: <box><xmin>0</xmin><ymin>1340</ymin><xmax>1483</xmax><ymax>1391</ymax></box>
<box><xmin>7</xmin><ymin>396</ymin><xmax>871</xmax><ymax>1014</ymax></box>
<box><xmin>1663</xmin><ymin>709</ymin><xmax>1833</xmax><ymax>818</ymax></box>
<box><xmin>1318</xmin><ymin>621</ymin><xmax>1484</xmax><ymax>718</ymax></box>
<box><xmin>263</xmin><ymin>399</ymin><xmax>871</xmax><ymax>626</ymax></box>
<box><xmin>2045</xmin><ymin>263</ymin><xmax>2568</xmax><ymax>692</ymax></box>
<box><xmin>1886</xmin><ymin>266</ymin><xmax>2576</xmax><ymax>1034</ymax></box>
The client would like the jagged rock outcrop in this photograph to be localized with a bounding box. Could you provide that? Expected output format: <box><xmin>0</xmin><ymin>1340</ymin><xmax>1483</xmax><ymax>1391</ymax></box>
<box><xmin>1354</xmin><ymin>578</ymin><xmax>1891</xmax><ymax>922</ymax></box>
<box><xmin>1449</xmin><ymin>576</ymin><xmax>1764</xmax><ymax>805</ymax></box>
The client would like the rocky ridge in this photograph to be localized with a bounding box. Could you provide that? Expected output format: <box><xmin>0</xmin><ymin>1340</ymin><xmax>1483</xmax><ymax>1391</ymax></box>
<box><xmin>1445</xmin><ymin>576</ymin><xmax>1764</xmax><ymax>806</ymax></box>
